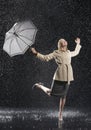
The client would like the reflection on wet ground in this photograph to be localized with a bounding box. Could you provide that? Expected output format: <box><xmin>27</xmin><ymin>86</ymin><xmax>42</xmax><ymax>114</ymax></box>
<box><xmin>0</xmin><ymin>108</ymin><xmax>91</xmax><ymax>130</ymax></box>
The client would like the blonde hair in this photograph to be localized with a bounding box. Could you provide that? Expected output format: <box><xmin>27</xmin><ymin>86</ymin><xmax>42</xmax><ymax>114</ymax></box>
<box><xmin>57</xmin><ymin>39</ymin><xmax>68</xmax><ymax>51</ymax></box>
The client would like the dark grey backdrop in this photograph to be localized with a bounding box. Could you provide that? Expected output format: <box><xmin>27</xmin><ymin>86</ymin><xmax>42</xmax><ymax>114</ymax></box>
<box><xmin>0</xmin><ymin>0</ymin><xmax>91</xmax><ymax>109</ymax></box>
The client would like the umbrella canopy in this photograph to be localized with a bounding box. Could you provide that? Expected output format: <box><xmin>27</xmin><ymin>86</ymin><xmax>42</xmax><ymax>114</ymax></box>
<box><xmin>3</xmin><ymin>21</ymin><xmax>37</xmax><ymax>57</ymax></box>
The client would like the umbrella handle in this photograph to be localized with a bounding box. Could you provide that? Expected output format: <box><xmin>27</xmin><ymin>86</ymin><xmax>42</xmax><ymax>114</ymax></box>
<box><xmin>29</xmin><ymin>47</ymin><xmax>38</xmax><ymax>55</ymax></box>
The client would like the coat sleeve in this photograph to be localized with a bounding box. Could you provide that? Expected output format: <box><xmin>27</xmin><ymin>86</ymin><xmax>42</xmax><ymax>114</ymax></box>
<box><xmin>70</xmin><ymin>44</ymin><xmax>82</xmax><ymax>57</ymax></box>
<box><xmin>36</xmin><ymin>52</ymin><xmax>54</xmax><ymax>62</ymax></box>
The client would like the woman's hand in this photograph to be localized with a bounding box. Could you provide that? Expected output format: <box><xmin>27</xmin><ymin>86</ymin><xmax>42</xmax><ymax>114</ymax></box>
<box><xmin>75</xmin><ymin>38</ymin><xmax>80</xmax><ymax>44</ymax></box>
<box><xmin>30</xmin><ymin>48</ymin><xmax>38</xmax><ymax>55</ymax></box>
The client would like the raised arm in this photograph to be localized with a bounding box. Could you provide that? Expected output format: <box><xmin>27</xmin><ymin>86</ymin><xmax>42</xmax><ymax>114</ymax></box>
<box><xmin>31</xmin><ymin>48</ymin><xmax>54</xmax><ymax>62</ymax></box>
<box><xmin>70</xmin><ymin>38</ymin><xmax>82</xmax><ymax>57</ymax></box>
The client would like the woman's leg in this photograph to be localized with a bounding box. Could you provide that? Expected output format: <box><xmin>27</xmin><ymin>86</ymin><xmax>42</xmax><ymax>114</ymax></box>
<box><xmin>34</xmin><ymin>83</ymin><xmax>51</xmax><ymax>96</ymax></box>
<box><xmin>59</xmin><ymin>97</ymin><xmax>66</xmax><ymax>120</ymax></box>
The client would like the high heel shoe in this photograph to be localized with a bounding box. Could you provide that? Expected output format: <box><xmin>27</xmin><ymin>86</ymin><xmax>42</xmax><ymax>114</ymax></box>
<box><xmin>59</xmin><ymin>116</ymin><xmax>63</xmax><ymax>121</ymax></box>
<box><xmin>32</xmin><ymin>82</ymin><xmax>44</xmax><ymax>90</ymax></box>
<box><xmin>59</xmin><ymin>117</ymin><xmax>63</xmax><ymax>121</ymax></box>
<box><xmin>58</xmin><ymin>114</ymin><xmax>63</xmax><ymax>121</ymax></box>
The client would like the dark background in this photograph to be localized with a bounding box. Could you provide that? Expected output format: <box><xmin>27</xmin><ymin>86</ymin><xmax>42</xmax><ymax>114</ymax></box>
<box><xmin>0</xmin><ymin>0</ymin><xmax>91</xmax><ymax>109</ymax></box>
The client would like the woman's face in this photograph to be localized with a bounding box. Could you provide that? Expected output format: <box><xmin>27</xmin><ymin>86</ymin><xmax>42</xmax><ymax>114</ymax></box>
<box><xmin>61</xmin><ymin>39</ymin><xmax>68</xmax><ymax>47</ymax></box>
<box><xmin>58</xmin><ymin>39</ymin><xmax>68</xmax><ymax>50</ymax></box>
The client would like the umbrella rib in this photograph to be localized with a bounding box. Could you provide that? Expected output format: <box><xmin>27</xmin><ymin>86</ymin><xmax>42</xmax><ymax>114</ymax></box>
<box><xmin>16</xmin><ymin>28</ymin><xmax>36</xmax><ymax>33</ymax></box>
<box><xmin>17</xmin><ymin>36</ymin><xmax>31</xmax><ymax>46</ymax></box>
<box><xmin>9</xmin><ymin>38</ymin><xmax>14</xmax><ymax>55</ymax></box>
<box><xmin>15</xmin><ymin>22</ymin><xmax>32</xmax><ymax>32</ymax></box>
<box><xmin>8</xmin><ymin>32</ymin><xmax>14</xmax><ymax>34</ymax></box>
<box><xmin>17</xmin><ymin>34</ymin><xmax>33</xmax><ymax>42</ymax></box>
<box><xmin>14</xmin><ymin>25</ymin><xmax>16</xmax><ymax>32</ymax></box>
<box><xmin>5</xmin><ymin>35</ymin><xmax>13</xmax><ymax>41</ymax></box>
<box><xmin>15</xmin><ymin>37</ymin><xmax>23</xmax><ymax>51</ymax></box>
<box><xmin>17</xmin><ymin>29</ymin><xmax>37</xmax><ymax>43</ymax></box>
<box><xmin>15</xmin><ymin>23</ymin><xmax>23</xmax><ymax>32</ymax></box>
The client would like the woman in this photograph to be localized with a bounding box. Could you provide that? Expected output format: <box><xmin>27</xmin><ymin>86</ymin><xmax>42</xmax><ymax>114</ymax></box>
<box><xmin>31</xmin><ymin>38</ymin><xmax>81</xmax><ymax>121</ymax></box>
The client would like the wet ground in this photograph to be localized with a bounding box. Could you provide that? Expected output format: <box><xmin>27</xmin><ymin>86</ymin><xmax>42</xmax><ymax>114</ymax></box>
<box><xmin>0</xmin><ymin>108</ymin><xmax>91</xmax><ymax>130</ymax></box>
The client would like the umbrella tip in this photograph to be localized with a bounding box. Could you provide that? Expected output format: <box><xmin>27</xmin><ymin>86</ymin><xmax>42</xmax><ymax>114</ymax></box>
<box><xmin>13</xmin><ymin>32</ymin><xmax>18</xmax><ymax>37</ymax></box>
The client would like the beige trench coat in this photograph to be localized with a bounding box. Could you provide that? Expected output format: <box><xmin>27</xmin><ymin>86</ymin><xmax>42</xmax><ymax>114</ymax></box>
<box><xmin>36</xmin><ymin>44</ymin><xmax>82</xmax><ymax>84</ymax></box>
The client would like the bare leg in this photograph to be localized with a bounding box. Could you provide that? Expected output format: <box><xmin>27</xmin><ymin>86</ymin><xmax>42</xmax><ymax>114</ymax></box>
<box><xmin>34</xmin><ymin>83</ymin><xmax>51</xmax><ymax>96</ymax></box>
<box><xmin>59</xmin><ymin>97</ymin><xmax>66</xmax><ymax>120</ymax></box>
